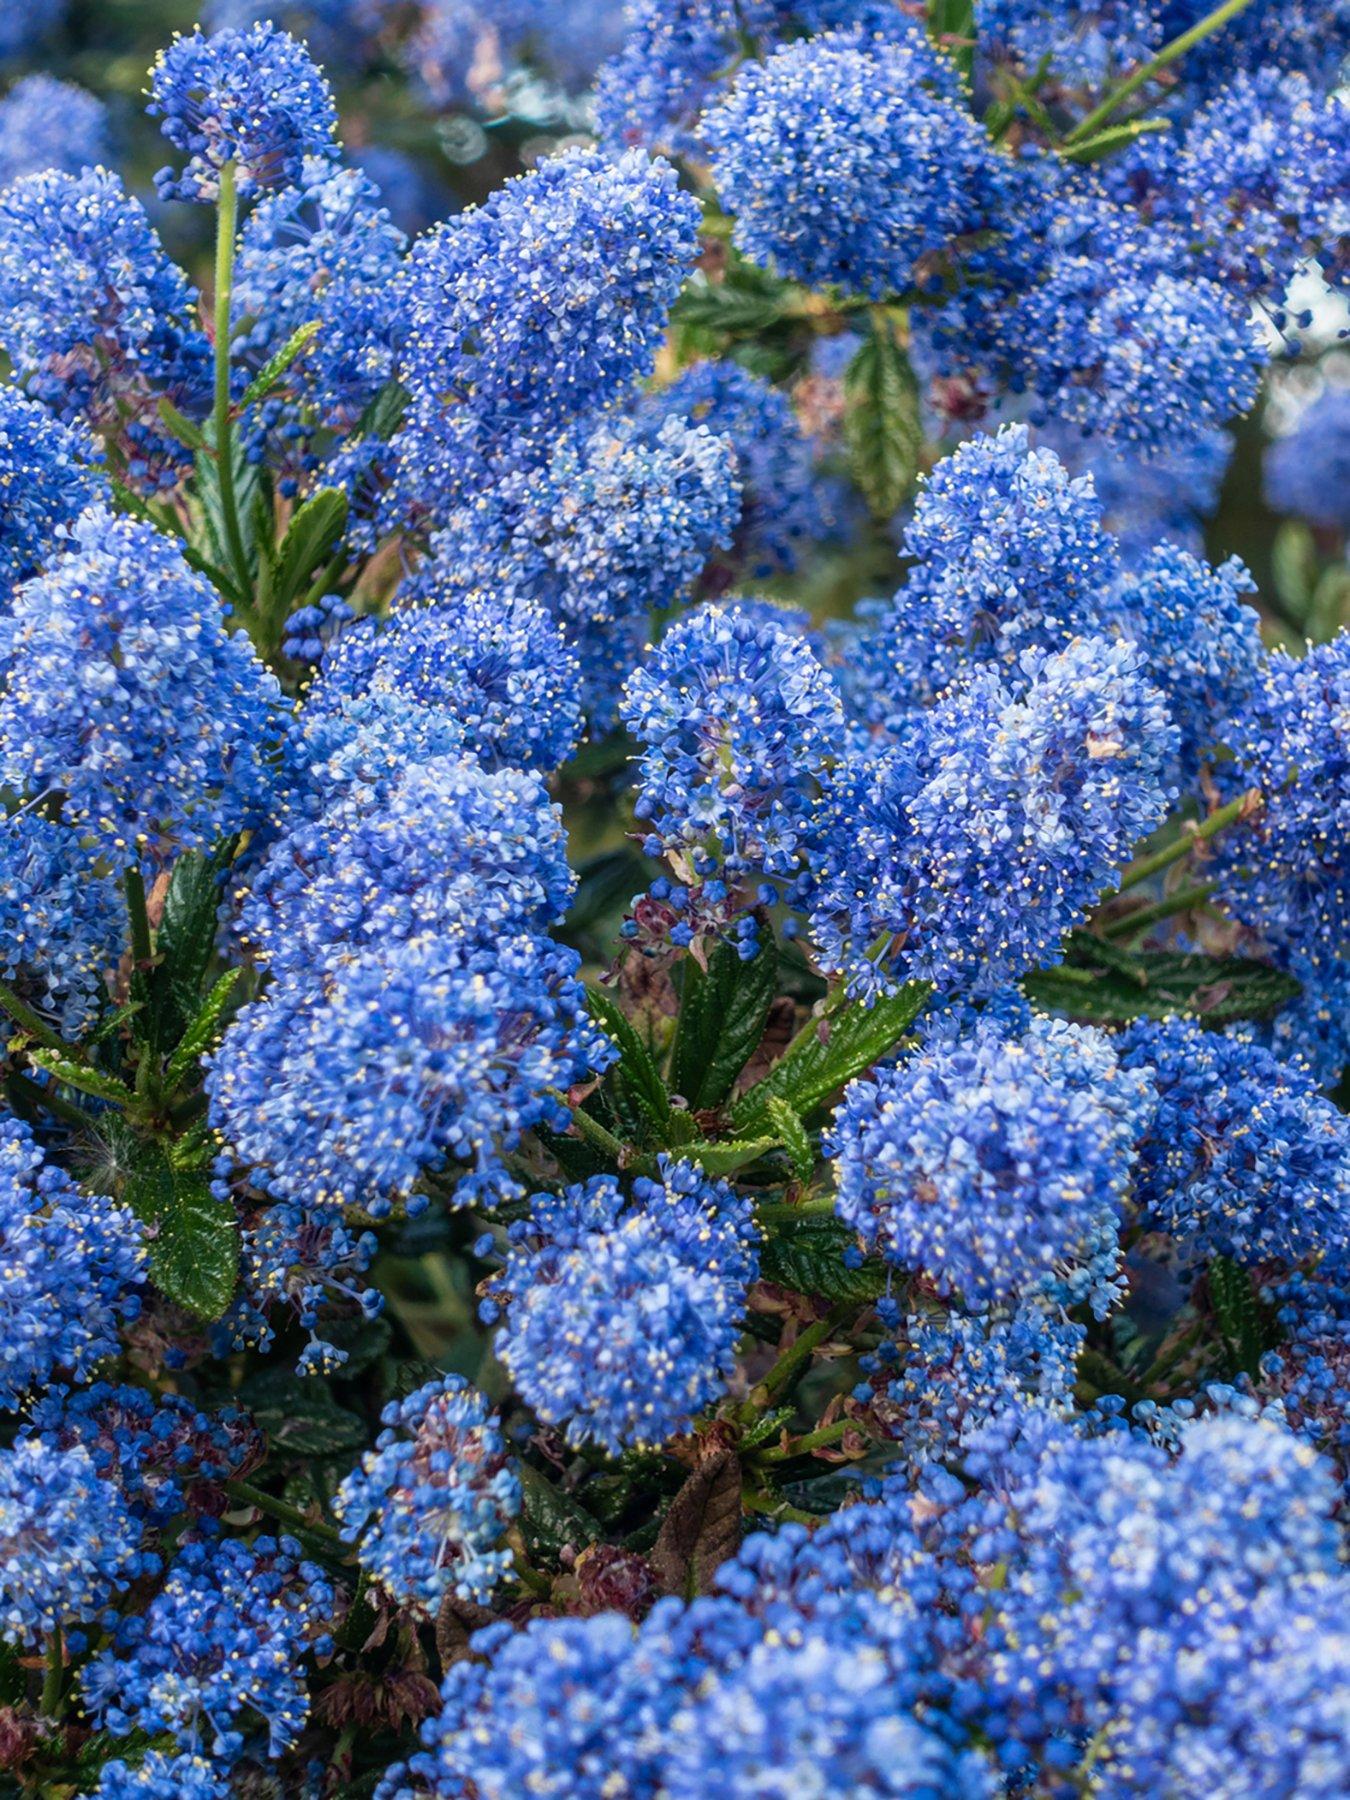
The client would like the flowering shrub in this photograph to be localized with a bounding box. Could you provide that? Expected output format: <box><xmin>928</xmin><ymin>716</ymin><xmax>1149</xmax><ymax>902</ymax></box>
<box><xmin>0</xmin><ymin>5</ymin><xmax>1347</xmax><ymax>1794</ymax></box>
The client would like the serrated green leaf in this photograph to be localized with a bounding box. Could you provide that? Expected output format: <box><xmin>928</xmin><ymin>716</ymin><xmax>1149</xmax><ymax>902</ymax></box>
<box><xmin>354</xmin><ymin>377</ymin><xmax>409</xmax><ymax>442</ymax></box>
<box><xmin>733</xmin><ymin>981</ymin><xmax>931</xmax><ymax>1136</ymax></box>
<box><xmin>157</xmin><ymin>395</ymin><xmax>209</xmax><ymax>451</ymax></box>
<box><xmin>1209</xmin><ymin>1255</ymin><xmax>1272</xmax><ymax>1380</ymax></box>
<box><xmin>1023</xmin><ymin>948</ymin><xmax>1301</xmax><ymax>1025</ymax></box>
<box><xmin>678</xmin><ymin>1135</ymin><xmax>778</xmax><ymax>1177</ymax></box>
<box><xmin>759</xmin><ymin>1215</ymin><xmax>887</xmax><ymax>1303</ymax></box>
<box><xmin>165</xmin><ymin>966</ymin><xmax>243</xmax><ymax>1088</ymax></box>
<box><xmin>146</xmin><ymin>846</ymin><xmax>232</xmax><ymax>1050</ymax></box>
<box><xmin>670</xmin><ymin>933</ymin><xmax>778</xmax><ymax>1111</ymax></box>
<box><xmin>843</xmin><ymin>316</ymin><xmax>922</xmax><ymax>520</ymax></box>
<box><xmin>518</xmin><ymin>1462</ymin><xmax>601</xmax><ymax>1562</ymax></box>
<box><xmin>1060</xmin><ymin>118</ymin><xmax>1170</xmax><ymax>163</ymax></box>
<box><xmin>28</xmin><ymin>1048</ymin><xmax>134</xmax><ymax>1107</ymax></box>
<box><xmin>126</xmin><ymin>1143</ymin><xmax>238</xmax><ymax>1320</ymax></box>
<box><xmin>239</xmin><ymin>318</ymin><xmax>321</xmax><ymax>410</ymax></box>
<box><xmin>242</xmin><ymin>1369</ymin><xmax>368</xmax><ymax>1456</ymax></box>
<box><xmin>672</xmin><ymin>281</ymin><xmax>791</xmax><ymax>338</ymax></box>
<box><xmin>587</xmin><ymin>985</ymin><xmax>671</xmax><ymax>1140</ymax></box>
<box><xmin>272</xmin><ymin>486</ymin><xmax>348</xmax><ymax>612</ymax></box>
<box><xmin>766</xmin><ymin>1096</ymin><xmax>814</xmax><ymax>1182</ymax></box>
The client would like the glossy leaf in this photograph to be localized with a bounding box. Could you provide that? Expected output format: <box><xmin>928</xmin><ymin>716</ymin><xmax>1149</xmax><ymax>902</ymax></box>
<box><xmin>670</xmin><ymin>934</ymin><xmax>778</xmax><ymax>1111</ymax></box>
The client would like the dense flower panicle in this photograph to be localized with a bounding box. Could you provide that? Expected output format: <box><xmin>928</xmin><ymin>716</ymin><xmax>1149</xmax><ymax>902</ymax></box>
<box><xmin>623</xmin><ymin>602</ymin><xmax>844</xmax><ymax>894</ymax></box>
<box><xmin>0</xmin><ymin>1117</ymin><xmax>144</xmax><ymax>1409</ymax></box>
<box><xmin>280</xmin><ymin>589</ymin><xmax>353</xmax><ymax>663</ymax></box>
<box><xmin>705</xmin><ymin>32</ymin><xmax>1004</xmax><ymax>301</ymax></box>
<box><xmin>1120</xmin><ymin>1019</ymin><xmax>1350</xmax><ymax>1265</ymax></box>
<box><xmin>488</xmin><ymin>1158</ymin><xmax>760</xmax><ymax>1453</ymax></box>
<box><xmin>639</xmin><ymin>360</ymin><xmax>837</xmax><ymax>578</ymax></box>
<box><xmin>0</xmin><ymin>811</ymin><xmax>122</xmax><ymax>1040</ymax></box>
<box><xmin>0</xmin><ymin>1438</ymin><xmax>145</xmax><ymax>1648</ymax></box>
<box><xmin>0</xmin><ymin>75</ymin><xmax>110</xmax><ymax>189</ymax></box>
<box><xmin>81</xmin><ymin>1534</ymin><xmax>334</xmax><ymax>1760</ymax></box>
<box><xmin>335</xmin><ymin>1375</ymin><xmax>520</xmax><ymax>1610</ymax></box>
<box><xmin>0</xmin><ymin>168</ymin><xmax>211</xmax><ymax>491</ymax></box>
<box><xmin>30</xmin><ymin>1382</ymin><xmax>262</xmax><ymax>1525</ymax></box>
<box><xmin>827</xmin><ymin>1014</ymin><xmax>1146</xmax><ymax>1308</ymax></box>
<box><xmin>811</xmin><ymin>635</ymin><xmax>1177</xmax><ymax>997</ymax></box>
<box><xmin>1044</xmin><ymin>423</ymin><xmax>1232</xmax><ymax>562</ymax></box>
<box><xmin>0</xmin><ymin>509</ymin><xmax>284</xmax><ymax>866</ymax></box>
<box><xmin>1117</xmin><ymin>70</ymin><xmax>1350</xmax><ymax>299</ymax></box>
<box><xmin>400</xmin><ymin>0</ymin><xmax>626</xmax><ymax>109</ymax></box>
<box><xmin>887</xmin><ymin>423</ymin><xmax>1120</xmax><ymax>699</ymax></box>
<box><xmin>1214</xmin><ymin>629</ymin><xmax>1350</xmax><ymax>956</ymax></box>
<box><xmin>148</xmin><ymin>24</ymin><xmax>339</xmax><ymax>202</ymax></box>
<box><xmin>975</xmin><ymin>0</ymin><xmax>1161</xmax><ymax>94</ymax></box>
<box><xmin>303</xmin><ymin>593</ymin><xmax>583</xmax><ymax>774</ymax></box>
<box><xmin>1265</xmin><ymin>385</ymin><xmax>1350</xmax><ymax>533</ymax></box>
<box><xmin>0</xmin><ymin>0</ymin><xmax>65</xmax><ymax>61</ymax></box>
<box><xmin>0</xmin><ymin>386</ymin><xmax>104</xmax><ymax>607</ymax></box>
<box><xmin>234</xmin><ymin>156</ymin><xmax>408</xmax><ymax>480</ymax></box>
<box><xmin>389</xmin><ymin>148</ymin><xmax>699</xmax><ymax>527</ymax></box>
<box><xmin>86</xmin><ymin>1751</ymin><xmax>232</xmax><ymax>1800</ymax></box>
<box><xmin>1117</xmin><ymin>542</ymin><xmax>1262</xmax><ymax>788</ymax></box>
<box><xmin>422</xmin><ymin>410</ymin><xmax>739</xmax><ymax>632</ymax></box>
<box><xmin>209</xmin><ymin>932</ymin><xmax>613</xmax><ymax>1213</ymax></box>
<box><xmin>238</xmin><ymin>752</ymin><xmax>572</xmax><ymax>974</ymax></box>
<box><xmin>1158</xmin><ymin>0</ymin><xmax>1350</xmax><ymax>101</ymax></box>
<box><xmin>203</xmin><ymin>0</ymin><xmax>392</xmax><ymax>69</ymax></box>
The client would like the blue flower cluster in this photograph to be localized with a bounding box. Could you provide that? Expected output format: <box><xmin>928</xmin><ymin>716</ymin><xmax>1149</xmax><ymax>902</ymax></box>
<box><xmin>486</xmin><ymin>1157</ymin><xmax>760</xmax><ymax>1453</ymax></box>
<box><xmin>0</xmin><ymin>75</ymin><xmax>110</xmax><ymax>190</ymax></box>
<box><xmin>335</xmin><ymin>1374</ymin><xmax>520</xmax><ymax>1611</ymax></box>
<box><xmin>0</xmin><ymin>385</ymin><xmax>104</xmax><ymax>608</ymax></box>
<box><xmin>1266</xmin><ymin>384</ymin><xmax>1350</xmax><ymax>533</ymax></box>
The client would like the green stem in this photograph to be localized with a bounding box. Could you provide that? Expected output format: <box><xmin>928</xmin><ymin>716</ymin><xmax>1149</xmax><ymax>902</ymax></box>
<box><xmin>124</xmin><ymin>866</ymin><xmax>153</xmax><ymax>968</ymax></box>
<box><xmin>548</xmin><ymin>1090</ymin><xmax>632</xmax><ymax>1166</ymax></box>
<box><xmin>212</xmin><ymin>161</ymin><xmax>252</xmax><ymax>600</ymax></box>
<box><xmin>741</xmin><ymin>1483</ymin><xmax>822</xmax><ymax>1526</ymax></box>
<box><xmin>0</xmin><ymin>977</ymin><xmax>67</xmax><ymax>1051</ymax></box>
<box><xmin>1064</xmin><ymin>0</ymin><xmax>1258</xmax><ymax>143</ymax></box>
<box><xmin>754</xmin><ymin>1415</ymin><xmax>861</xmax><ymax>1464</ymax></box>
<box><xmin>1101</xmin><ymin>879</ymin><xmax>1219</xmax><ymax>940</ymax></box>
<box><xmin>756</xmin><ymin>1196</ymin><xmax>837</xmax><ymax>1226</ymax></box>
<box><xmin>225</xmin><ymin>1477</ymin><xmax>347</xmax><ymax>1548</ymax></box>
<box><xmin>1109</xmin><ymin>791</ymin><xmax>1258</xmax><ymax>896</ymax></box>
<box><xmin>41</xmin><ymin>1626</ymin><xmax>64</xmax><ymax>1719</ymax></box>
<box><xmin>743</xmin><ymin>1302</ymin><xmax>853</xmax><ymax>1416</ymax></box>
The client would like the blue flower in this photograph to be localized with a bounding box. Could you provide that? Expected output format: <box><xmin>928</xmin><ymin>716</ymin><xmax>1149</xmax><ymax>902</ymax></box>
<box><xmin>0</xmin><ymin>386</ymin><xmax>105</xmax><ymax>608</ymax></box>
<box><xmin>1120</xmin><ymin>1018</ymin><xmax>1350</xmax><ymax>1266</ymax></box>
<box><xmin>0</xmin><ymin>76</ymin><xmax>111</xmax><ymax>189</ymax></box>
<box><xmin>85</xmin><ymin>1751</ymin><xmax>232</xmax><ymax>1800</ymax></box>
<box><xmin>1265</xmin><ymin>384</ymin><xmax>1350</xmax><ymax>533</ymax></box>
<box><xmin>209</xmin><ymin>932</ymin><xmax>613</xmax><ymax>1214</ymax></box>
<box><xmin>0</xmin><ymin>811</ymin><xmax>123</xmax><ymax>1041</ymax></box>
<box><xmin>335</xmin><ymin>1375</ymin><xmax>520</xmax><ymax>1611</ymax></box>
<box><xmin>0</xmin><ymin>1116</ymin><xmax>144</xmax><ymax>1410</ymax></box>
<box><xmin>0</xmin><ymin>168</ymin><xmax>211</xmax><ymax>492</ymax></box>
<box><xmin>0</xmin><ymin>508</ymin><xmax>285</xmax><ymax>868</ymax></box>
<box><xmin>0</xmin><ymin>1437</ymin><xmax>147</xmax><ymax>1648</ymax></box>
<box><xmin>148</xmin><ymin>24</ymin><xmax>339</xmax><ymax>203</ymax></box>
<box><xmin>82</xmin><ymin>1534</ymin><xmax>334</xmax><ymax>1761</ymax></box>
<box><xmin>705</xmin><ymin>30</ymin><xmax>1004</xmax><ymax>300</ymax></box>
<box><xmin>827</xmin><ymin>1014</ymin><xmax>1146</xmax><ymax>1308</ymax></box>
<box><xmin>489</xmin><ymin>1156</ymin><xmax>760</xmax><ymax>1453</ymax></box>
<box><xmin>975</xmin><ymin>0</ymin><xmax>1161</xmax><ymax>94</ymax></box>
<box><xmin>388</xmin><ymin>147</ymin><xmax>699</xmax><ymax>530</ymax></box>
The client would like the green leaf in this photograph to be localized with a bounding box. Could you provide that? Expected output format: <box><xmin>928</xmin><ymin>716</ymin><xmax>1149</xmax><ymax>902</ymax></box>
<box><xmin>732</xmin><ymin>981</ymin><xmax>931</xmax><ymax>1136</ymax></box>
<box><xmin>587</xmin><ymin>985</ymin><xmax>671</xmax><ymax>1140</ymax></box>
<box><xmin>146</xmin><ymin>846</ymin><xmax>232</xmax><ymax>1049</ymax></box>
<box><xmin>678</xmin><ymin>1135</ymin><xmax>778</xmax><ymax>1177</ymax></box>
<box><xmin>672</xmin><ymin>281</ymin><xmax>791</xmax><ymax>339</ymax></box>
<box><xmin>759</xmin><ymin>1214</ymin><xmax>887</xmax><ymax>1304</ymax></box>
<box><xmin>518</xmin><ymin>1462</ymin><xmax>601</xmax><ymax>1562</ymax></box>
<box><xmin>1209</xmin><ymin>1255</ymin><xmax>1273</xmax><ymax>1380</ymax></box>
<box><xmin>1060</xmin><ymin>118</ymin><xmax>1170</xmax><ymax>162</ymax></box>
<box><xmin>271</xmin><ymin>486</ymin><xmax>348</xmax><ymax>612</ymax></box>
<box><xmin>843</xmin><ymin>315</ymin><xmax>922</xmax><ymax>520</ymax></box>
<box><xmin>157</xmin><ymin>395</ymin><xmax>209</xmax><ymax>452</ymax></box>
<box><xmin>670</xmin><ymin>933</ymin><xmax>779</xmax><ymax>1111</ymax></box>
<box><xmin>766</xmin><ymin>1096</ymin><xmax>814</xmax><ymax>1182</ymax></box>
<box><xmin>927</xmin><ymin>0</ymin><xmax>976</xmax><ymax>80</ymax></box>
<box><xmin>126</xmin><ymin>1144</ymin><xmax>239</xmax><ymax>1321</ymax></box>
<box><xmin>242</xmin><ymin>1369</ymin><xmax>368</xmax><ymax>1457</ymax></box>
<box><xmin>1023</xmin><ymin>947</ymin><xmax>1301</xmax><ymax>1025</ymax></box>
<box><xmin>239</xmin><ymin>318</ymin><xmax>321</xmax><ymax>410</ymax></box>
<box><xmin>354</xmin><ymin>377</ymin><xmax>409</xmax><ymax>442</ymax></box>
<box><xmin>165</xmin><ymin>966</ymin><xmax>243</xmax><ymax>1088</ymax></box>
<box><xmin>27</xmin><ymin>1048</ymin><xmax>135</xmax><ymax>1107</ymax></box>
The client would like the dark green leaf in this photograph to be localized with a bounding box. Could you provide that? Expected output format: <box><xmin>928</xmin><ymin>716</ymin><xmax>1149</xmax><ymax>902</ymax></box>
<box><xmin>158</xmin><ymin>847</ymin><xmax>229</xmax><ymax>1002</ymax></box>
<box><xmin>165</xmin><ymin>966</ymin><xmax>243</xmax><ymax>1088</ymax></box>
<box><xmin>670</xmin><ymin>933</ymin><xmax>779</xmax><ymax>1111</ymax></box>
<box><xmin>148</xmin><ymin>1171</ymin><xmax>239</xmax><ymax>1321</ymax></box>
<box><xmin>518</xmin><ymin>1462</ymin><xmax>601</xmax><ymax>1562</ymax></box>
<box><xmin>242</xmin><ymin>1369</ymin><xmax>368</xmax><ymax>1457</ymax></box>
<box><xmin>732</xmin><ymin>981</ymin><xmax>931</xmax><ymax>1135</ymax></box>
<box><xmin>28</xmin><ymin>1048</ymin><xmax>134</xmax><ymax>1107</ymax></box>
<box><xmin>1209</xmin><ymin>1256</ymin><xmax>1273</xmax><ymax>1381</ymax></box>
<box><xmin>766</xmin><ymin>1096</ymin><xmax>814</xmax><ymax>1182</ymax></box>
<box><xmin>157</xmin><ymin>395</ymin><xmax>209</xmax><ymax>451</ymax></box>
<box><xmin>354</xmin><ymin>378</ymin><xmax>409</xmax><ymax>442</ymax></box>
<box><xmin>678</xmin><ymin>1135</ymin><xmax>778</xmax><ymax>1177</ymax></box>
<box><xmin>272</xmin><ymin>486</ymin><xmax>348</xmax><ymax>612</ymax></box>
<box><xmin>324</xmin><ymin>1313</ymin><xmax>394</xmax><ymax>1380</ymax></box>
<box><xmin>587</xmin><ymin>985</ymin><xmax>671</xmax><ymax>1141</ymax></box>
<box><xmin>239</xmin><ymin>319</ymin><xmax>321</xmax><ymax>410</ymax></box>
<box><xmin>673</xmin><ymin>281</ymin><xmax>791</xmax><ymax>339</ymax></box>
<box><xmin>927</xmin><ymin>0</ymin><xmax>976</xmax><ymax>79</ymax></box>
<box><xmin>759</xmin><ymin>1214</ymin><xmax>887</xmax><ymax>1303</ymax></box>
<box><xmin>650</xmin><ymin>1446</ymin><xmax>742</xmax><ymax>1598</ymax></box>
<box><xmin>1024</xmin><ymin>947</ymin><xmax>1301</xmax><ymax>1024</ymax></box>
<box><xmin>843</xmin><ymin>316</ymin><xmax>922</xmax><ymax>519</ymax></box>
